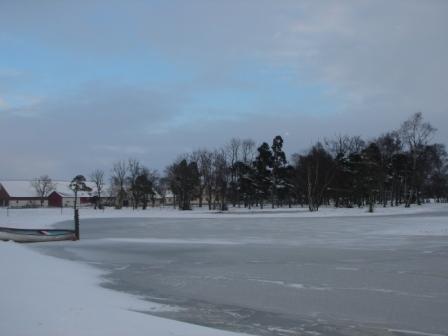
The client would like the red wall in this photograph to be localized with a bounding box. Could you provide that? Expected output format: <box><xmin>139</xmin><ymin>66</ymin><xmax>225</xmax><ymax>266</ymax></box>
<box><xmin>0</xmin><ymin>185</ymin><xmax>10</xmax><ymax>206</ymax></box>
<box><xmin>48</xmin><ymin>192</ymin><xmax>62</xmax><ymax>207</ymax></box>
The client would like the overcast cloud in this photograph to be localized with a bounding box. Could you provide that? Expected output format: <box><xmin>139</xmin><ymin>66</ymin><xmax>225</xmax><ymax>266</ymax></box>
<box><xmin>0</xmin><ymin>0</ymin><xmax>447</xmax><ymax>179</ymax></box>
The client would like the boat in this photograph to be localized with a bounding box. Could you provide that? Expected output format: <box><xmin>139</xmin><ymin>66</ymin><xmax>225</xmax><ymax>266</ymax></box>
<box><xmin>0</xmin><ymin>227</ymin><xmax>76</xmax><ymax>243</ymax></box>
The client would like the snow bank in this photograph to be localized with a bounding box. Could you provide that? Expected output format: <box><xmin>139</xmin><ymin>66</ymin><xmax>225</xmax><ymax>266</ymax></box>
<box><xmin>0</xmin><ymin>242</ymin><xmax>249</xmax><ymax>336</ymax></box>
<box><xmin>1</xmin><ymin>203</ymin><xmax>446</xmax><ymax>230</ymax></box>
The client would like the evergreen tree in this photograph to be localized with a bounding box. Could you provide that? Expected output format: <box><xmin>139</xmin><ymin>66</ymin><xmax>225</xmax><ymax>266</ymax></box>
<box><xmin>253</xmin><ymin>142</ymin><xmax>273</xmax><ymax>209</ymax></box>
<box><xmin>271</xmin><ymin>135</ymin><xmax>287</xmax><ymax>208</ymax></box>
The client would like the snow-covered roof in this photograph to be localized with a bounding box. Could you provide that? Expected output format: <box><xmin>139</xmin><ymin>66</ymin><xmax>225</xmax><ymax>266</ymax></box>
<box><xmin>0</xmin><ymin>181</ymin><xmax>40</xmax><ymax>198</ymax></box>
<box><xmin>51</xmin><ymin>181</ymin><xmax>96</xmax><ymax>198</ymax></box>
<box><xmin>0</xmin><ymin>180</ymin><xmax>96</xmax><ymax>198</ymax></box>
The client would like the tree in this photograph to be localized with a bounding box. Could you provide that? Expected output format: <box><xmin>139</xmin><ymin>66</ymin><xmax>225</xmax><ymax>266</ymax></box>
<box><xmin>69</xmin><ymin>175</ymin><xmax>92</xmax><ymax>209</ymax></box>
<box><xmin>90</xmin><ymin>169</ymin><xmax>105</xmax><ymax>209</ymax></box>
<box><xmin>241</xmin><ymin>139</ymin><xmax>256</xmax><ymax>164</ymax></box>
<box><xmin>213</xmin><ymin>149</ymin><xmax>230</xmax><ymax>211</ymax></box>
<box><xmin>226</xmin><ymin>138</ymin><xmax>242</xmax><ymax>207</ymax></box>
<box><xmin>323</xmin><ymin>135</ymin><xmax>366</xmax><ymax>208</ymax></box>
<box><xmin>423</xmin><ymin>144</ymin><xmax>448</xmax><ymax>202</ymax></box>
<box><xmin>399</xmin><ymin>112</ymin><xmax>436</xmax><ymax>206</ymax></box>
<box><xmin>111</xmin><ymin>160</ymin><xmax>127</xmax><ymax>209</ymax></box>
<box><xmin>253</xmin><ymin>142</ymin><xmax>273</xmax><ymax>209</ymax></box>
<box><xmin>376</xmin><ymin>132</ymin><xmax>402</xmax><ymax>207</ymax></box>
<box><xmin>199</xmin><ymin>150</ymin><xmax>214</xmax><ymax>210</ymax></box>
<box><xmin>296</xmin><ymin>143</ymin><xmax>335</xmax><ymax>211</ymax></box>
<box><xmin>189</xmin><ymin>149</ymin><xmax>212</xmax><ymax>208</ymax></box>
<box><xmin>167</xmin><ymin>159</ymin><xmax>200</xmax><ymax>210</ymax></box>
<box><xmin>234</xmin><ymin>160</ymin><xmax>256</xmax><ymax>209</ymax></box>
<box><xmin>360</xmin><ymin>143</ymin><xmax>383</xmax><ymax>212</ymax></box>
<box><xmin>127</xmin><ymin>158</ymin><xmax>142</xmax><ymax>209</ymax></box>
<box><xmin>271</xmin><ymin>135</ymin><xmax>287</xmax><ymax>208</ymax></box>
<box><xmin>131</xmin><ymin>169</ymin><xmax>154</xmax><ymax>209</ymax></box>
<box><xmin>69</xmin><ymin>175</ymin><xmax>92</xmax><ymax>240</ymax></box>
<box><xmin>31</xmin><ymin>175</ymin><xmax>55</xmax><ymax>207</ymax></box>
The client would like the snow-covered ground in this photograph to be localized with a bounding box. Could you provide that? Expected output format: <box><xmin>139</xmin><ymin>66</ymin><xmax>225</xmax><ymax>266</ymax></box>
<box><xmin>1</xmin><ymin>203</ymin><xmax>448</xmax><ymax>336</ymax></box>
<box><xmin>1</xmin><ymin>202</ymin><xmax>446</xmax><ymax>229</ymax></box>
<box><xmin>0</xmin><ymin>242</ymin><xmax>249</xmax><ymax>336</ymax></box>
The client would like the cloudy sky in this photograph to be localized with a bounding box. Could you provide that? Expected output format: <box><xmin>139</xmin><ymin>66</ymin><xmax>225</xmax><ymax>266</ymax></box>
<box><xmin>1</xmin><ymin>0</ymin><xmax>447</xmax><ymax>179</ymax></box>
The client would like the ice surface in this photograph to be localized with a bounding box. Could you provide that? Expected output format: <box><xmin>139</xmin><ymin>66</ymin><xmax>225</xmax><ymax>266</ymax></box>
<box><xmin>0</xmin><ymin>242</ymin><xmax>249</xmax><ymax>336</ymax></box>
<box><xmin>1</xmin><ymin>204</ymin><xmax>448</xmax><ymax>335</ymax></box>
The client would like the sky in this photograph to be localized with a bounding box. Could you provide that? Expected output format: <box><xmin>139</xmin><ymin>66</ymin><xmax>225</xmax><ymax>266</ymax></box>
<box><xmin>1</xmin><ymin>0</ymin><xmax>447</xmax><ymax>179</ymax></box>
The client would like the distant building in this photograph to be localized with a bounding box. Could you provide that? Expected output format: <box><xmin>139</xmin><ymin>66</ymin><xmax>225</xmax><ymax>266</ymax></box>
<box><xmin>47</xmin><ymin>181</ymin><xmax>96</xmax><ymax>208</ymax></box>
<box><xmin>0</xmin><ymin>180</ymin><xmax>97</xmax><ymax>208</ymax></box>
<box><xmin>154</xmin><ymin>189</ymin><xmax>175</xmax><ymax>206</ymax></box>
<box><xmin>0</xmin><ymin>180</ymin><xmax>47</xmax><ymax>207</ymax></box>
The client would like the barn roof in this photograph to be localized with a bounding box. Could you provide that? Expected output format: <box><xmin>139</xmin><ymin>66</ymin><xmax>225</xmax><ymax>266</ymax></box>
<box><xmin>0</xmin><ymin>180</ymin><xmax>40</xmax><ymax>198</ymax></box>
<box><xmin>50</xmin><ymin>181</ymin><xmax>96</xmax><ymax>198</ymax></box>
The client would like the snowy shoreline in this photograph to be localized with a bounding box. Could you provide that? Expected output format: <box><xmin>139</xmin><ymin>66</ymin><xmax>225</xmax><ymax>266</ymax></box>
<box><xmin>1</xmin><ymin>203</ymin><xmax>446</xmax><ymax>230</ymax></box>
<box><xmin>0</xmin><ymin>242</ymin><xmax>249</xmax><ymax>336</ymax></box>
<box><xmin>1</xmin><ymin>204</ymin><xmax>447</xmax><ymax>335</ymax></box>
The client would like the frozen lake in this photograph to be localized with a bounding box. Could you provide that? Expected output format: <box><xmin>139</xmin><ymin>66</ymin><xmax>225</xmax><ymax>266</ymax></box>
<box><xmin>36</xmin><ymin>210</ymin><xmax>448</xmax><ymax>336</ymax></box>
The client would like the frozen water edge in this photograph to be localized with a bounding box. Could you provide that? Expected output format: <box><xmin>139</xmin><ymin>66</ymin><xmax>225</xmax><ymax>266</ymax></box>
<box><xmin>0</xmin><ymin>242</ymin><xmax>250</xmax><ymax>336</ymax></box>
<box><xmin>1</xmin><ymin>202</ymin><xmax>447</xmax><ymax>230</ymax></box>
<box><xmin>2</xmin><ymin>204</ymin><xmax>448</xmax><ymax>336</ymax></box>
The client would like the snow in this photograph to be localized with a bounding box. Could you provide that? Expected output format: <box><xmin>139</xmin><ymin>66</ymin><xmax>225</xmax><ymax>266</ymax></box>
<box><xmin>1</xmin><ymin>203</ymin><xmax>447</xmax><ymax>335</ymax></box>
<box><xmin>0</xmin><ymin>180</ymin><xmax>40</xmax><ymax>197</ymax></box>
<box><xmin>51</xmin><ymin>181</ymin><xmax>97</xmax><ymax>198</ymax></box>
<box><xmin>373</xmin><ymin>216</ymin><xmax>448</xmax><ymax>236</ymax></box>
<box><xmin>0</xmin><ymin>242</ymin><xmax>249</xmax><ymax>336</ymax></box>
<box><xmin>1</xmin><ymin>202</ymin><xmax>446</xmax><ymax>230</ymax></box>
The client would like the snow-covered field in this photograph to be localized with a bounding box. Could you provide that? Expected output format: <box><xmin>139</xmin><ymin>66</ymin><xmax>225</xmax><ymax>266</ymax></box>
<box><xmin>1</xmin><ymin>203</ymin><xmax>448</xmax><ymax>336</ymax></box>
<box><xmin>1</xmin><ymin>203</ymin><xmax>445</xmax><ymax>229</ymax></box>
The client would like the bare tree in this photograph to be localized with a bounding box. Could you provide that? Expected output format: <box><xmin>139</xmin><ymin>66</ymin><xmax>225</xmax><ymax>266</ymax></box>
<box><xmin>189</xmin><ymin>149</ymin><xmax>210</xmax><ymax>207</ymax></box>
<box><xmin>193</xmin><ymin>149</ymin><xmax>215</xmax><ymax>210</ymax></box>
<box><xmin>145</xmin><ymin>169</ymin><xmax>160</xmax><ymax>207</ymax></box>
<box><xmin>226</xmin><ymin>138</ymin><xmax>242</xmax><ymax>166</ymax></box>
<box><xmin>325</xmin><ymin>134</ymin><xmax>366</xmax><ymax>157</ymax></box>
<box><xmin>226</xmin><ymin>138</ymin><xmax>242</xmax><ymax>206</ymax></box>
<box><xmin>31</xmin><ymin>175</ymin><xmax>55</xmax><ymax>207</ymax></box>
<box><xmin>127</xmin><ymin>158</ymin><xmax>142</xmax><ymax>209</ymax></box>
<box><xmin>90</xmin><ymin>169</ymin><xmax>105</xmax><ymax>209</ymax></box>
<box><xmin>111</xmin><ymin>160</ymin><xmax>127</xmax><ymax>209</ymax></box>
<box><xmin>400</xmin><ymin>112</ymin><xmax>436</xmax><ymax>206</ymax></box>
<box><xmin>213</xmin><ymin>149</ymin><xmax>230</xmax><ymax>211</ymax></box>
<box><xmin>295</xmin><ymin>143</ymin><xmax>336</xmax><ymax>211</ymax></box>
<box><xmin>241</xmin><ymin>138</ymin><xmax>256</xmax><ymax>164</ymax></box>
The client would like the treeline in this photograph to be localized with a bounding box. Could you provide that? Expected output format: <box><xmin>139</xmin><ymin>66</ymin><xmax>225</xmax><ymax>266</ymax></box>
<box><xmin>160</xmin><ymin>112</ymin><xmax>448</xmax><ymax>211</ymax></box>
<box><xmin>86</xmin><ymin>112</ymin><xmax>447</xmax><ymax>212</ymax></box>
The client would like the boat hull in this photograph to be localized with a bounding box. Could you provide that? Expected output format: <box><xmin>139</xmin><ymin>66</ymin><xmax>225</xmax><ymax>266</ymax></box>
<box><xmin>0</xmin><ymin>227</ymin><xmax>76</xmax><ymax>243</ymax></box>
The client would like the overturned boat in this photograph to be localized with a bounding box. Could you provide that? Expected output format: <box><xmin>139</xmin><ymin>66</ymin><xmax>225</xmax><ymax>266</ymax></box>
<box><xmin>0</xmin><ymin>227</ymin><xmax>76</xmax><ymax>243</ymax></box>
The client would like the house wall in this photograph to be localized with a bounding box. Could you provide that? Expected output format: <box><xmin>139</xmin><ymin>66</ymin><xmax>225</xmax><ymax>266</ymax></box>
<box><xmin>61</xmin><ymin>197</ymin><xmax>92</xmax><ymax>208</ymax></box>
<box><xmin>48</xmin><ymin>192</ymin><xmax>62</xmax><ymax>207</ymax></box>
<box><xmin>48</xmin><ymin>191</ymin><xmax>94</xmax><ymax>208</ymax></box>
<box><xmin>9</xmin><ymin>198</ymin><xmax>48</xmax><ymax>208</ymax></box>
<box><xmin>0</xmin><ymin>185</ymin><xmax>9</xmax><ymax>206</ymax></box>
